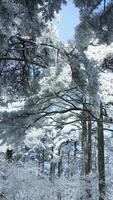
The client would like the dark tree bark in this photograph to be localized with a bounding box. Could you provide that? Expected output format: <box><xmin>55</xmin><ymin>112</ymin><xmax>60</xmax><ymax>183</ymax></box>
<box><xmin>6</xmin><ymin>149</ymin><xmax>13</xmax><ymax>161</ymax></box>
<box><xmin>58</xmin><ymin>145</ymin><xmax>62</xmax><ymax>177</ymax></box>
<box><xmin>74</xmin><ymin>141</ymin><xmax>77</xmax><ymax>159</ymax></box>
<box><xmin>81</xmin><ymin>102</ymin><xmax>88</xmax><ymax>175</ymax></box>
<box><xmin>98</xmin><ymin>102</ymin><xmax>105</xmax><ymax>200</ymax></box>
<box><xmin>87</xmin><ymin>115</ymin><xmax>92</xmax><ymax>174</ymax></box>
<box><xmin>50</xmin><ymin>146</ymin><xmax>55</xmax><ymax>178</ymax></box>
<box><xmin>58</xmin><ymin>156</ymin><xmax>62</xmax><ymax>177</ymax></box>
<box><xmin>81</xmin><ymin>103</ymin><xmax>92</xmax><ymax>175</ymax></box>
<box><xmin>41</xmin><ymin>148</ymin><xmax>45</xmax><ymax>173</ymax></box>
<box><xmin>86</xmin><ymin>115</ymin><xmax>92</xmax><ymax>200</ymax></box>
<box><xmin>81</xmin><ymin>103</ymin><xmax>92</xmax><ymax>200</ymax></box>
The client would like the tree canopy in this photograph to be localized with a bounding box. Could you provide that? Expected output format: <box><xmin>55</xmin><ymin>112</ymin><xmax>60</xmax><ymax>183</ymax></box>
<box><xmin>0</xmin><ymin>0</ymin><xmax>113</xmax><ymax>200</ymax></box>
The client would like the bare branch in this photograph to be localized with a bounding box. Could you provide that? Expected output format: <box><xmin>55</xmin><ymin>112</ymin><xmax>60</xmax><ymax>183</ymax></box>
<box><xmin>0</xmin><ymin>56</ymin><xmax>47</xmax><ymax>68</ymax></box>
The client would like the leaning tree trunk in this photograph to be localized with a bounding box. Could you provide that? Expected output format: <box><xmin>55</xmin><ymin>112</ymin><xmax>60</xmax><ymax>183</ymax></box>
<box><xmin>98</xmin><ymin>102</ymin><xmax>105</xmax><ymax>200</ymax></box>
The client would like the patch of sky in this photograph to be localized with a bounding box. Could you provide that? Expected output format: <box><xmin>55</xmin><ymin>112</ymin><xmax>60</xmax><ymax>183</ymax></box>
<box><xmin>53</xmin><ymin>0</ymin><xmax>79</xmax><ymax>43</ymax></box>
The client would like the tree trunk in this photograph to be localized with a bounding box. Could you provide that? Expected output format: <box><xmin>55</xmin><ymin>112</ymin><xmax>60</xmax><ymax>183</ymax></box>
<box><xmin>41</xmin><ymin>148</ymin><xmax>45</xmax><ymax>173</ymax></box>
<box><xmin>57</xmin><ymin>145</ymin><xmax>62</xmax><ymax>199</ymax></box>
<box><xmin>58</xmin><ymin>145</ymin><xmax>62</xmax><ymax>177</ymax></box>
<box><xmin>87</xmin><ymin>115</ymin><xmax>92</xmax><ymax>174</ymax></box>
<box><xmin>81</xmin><ymin>103</ymin><xmax>92</xmax><ymax>200</ymax></box>
<box><xmin>85</xmin><ymin>115</ymin><xmax>92</xmax><ymax>199</ymax></box>
<box><xmin>74</xmin><ymin>141</ymin><xmax>77</xmax><ymax>159</ymax></box>
<box><xmin>81</xmin><ymin>103</ymin><xmax>88</xmax><ymax>175</ymax></box>
<box><xmin>50</xmin><ymin>146</ymin><xmax>55</xmax><ymax>178</ymax></box>
<box><xmin>58</xmin><ymin>157</ymin><xmax>62</xmax><ymax>177</ymax></box>
<box><xmin>98</xmin><ymin>102</ymin><xmax>105</xmax><ymax>200</ymax></box>
<box><xmin>81</xmin><ymin>105</ymin><xmax>92</xmax><ymax>175</ymax></box>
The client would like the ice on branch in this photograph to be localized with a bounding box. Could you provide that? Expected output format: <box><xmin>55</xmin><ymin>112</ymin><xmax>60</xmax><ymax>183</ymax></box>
<box><xmin>85</xmin><ymin>41</ymin><xmax>113</xmax><ymax>64</ymax></box>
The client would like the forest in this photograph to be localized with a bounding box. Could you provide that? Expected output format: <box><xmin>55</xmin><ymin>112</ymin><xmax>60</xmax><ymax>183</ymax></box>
<box><xmin>0</xmin><ymin>0</ymin><xmax>113</xmax><ymax>200</ymax></box>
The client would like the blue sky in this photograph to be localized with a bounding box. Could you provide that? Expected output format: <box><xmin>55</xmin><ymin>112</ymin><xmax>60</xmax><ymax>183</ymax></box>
<box><xmin>53</xmin><ymin>0</ymin><xmax>112</xmax><ymax>43</ymax></box>
<box><xmin>53</xmin><ymin>0</ymin><xmax>80</xmax><ymax>43</ymax></box>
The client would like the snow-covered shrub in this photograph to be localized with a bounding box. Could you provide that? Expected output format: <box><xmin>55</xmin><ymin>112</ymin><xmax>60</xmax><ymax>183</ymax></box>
<box><xmin>0</xmin><ymin>160</ymin><xmax>100</xmax><ymax>200</ymax></box>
